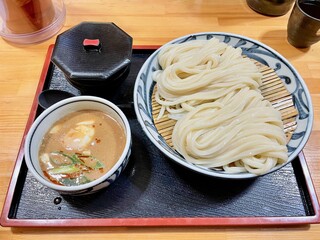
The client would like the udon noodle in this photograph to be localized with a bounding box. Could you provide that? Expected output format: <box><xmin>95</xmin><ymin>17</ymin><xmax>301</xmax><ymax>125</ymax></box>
<box><xmin>153</xmin><ymin>38</ymin><xmax>262</xmax><ymax>120</ymax></box>
<box><xmin>153</xmin><ymin>38</ymin><xmax>288</xmax><ymax>175</ymax></box>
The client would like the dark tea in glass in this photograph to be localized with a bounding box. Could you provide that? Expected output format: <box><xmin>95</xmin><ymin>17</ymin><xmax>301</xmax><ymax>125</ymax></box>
<box><xmin>1</xmin><ymin>0</ymin><xmax>56</xmax><ymax>34</ymax></box>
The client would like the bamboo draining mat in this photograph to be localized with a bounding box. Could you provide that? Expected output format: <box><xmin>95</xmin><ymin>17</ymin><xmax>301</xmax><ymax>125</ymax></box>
<box><xmin>152</xmin><ymin>60</ymin><xmax>298</xmax><ymax>148</ymax></box>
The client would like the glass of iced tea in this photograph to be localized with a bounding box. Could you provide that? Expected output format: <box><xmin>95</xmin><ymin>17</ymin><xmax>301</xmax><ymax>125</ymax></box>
<box><xmin>0</xmin><ymin>0</ymin><xmax>65</xmax><ymax>44</ymax></box>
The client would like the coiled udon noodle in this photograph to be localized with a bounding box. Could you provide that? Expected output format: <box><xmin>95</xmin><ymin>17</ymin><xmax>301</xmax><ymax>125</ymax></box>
<box><xmin>153</xmin><ymin>38</ymin><xmax>262</xmax><ymax>120</ymax></box>
<box><xmin>172</xmin><ymin>88</ymin><xmax>287</xmax><ymax>174</ymax></box>
<box><xmin>153</xmin><ymin>38</ymin><xmax>288</xmax><ymax>175</ymax></box>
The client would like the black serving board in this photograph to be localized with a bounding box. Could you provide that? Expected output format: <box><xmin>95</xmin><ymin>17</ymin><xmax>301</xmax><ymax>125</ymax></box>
<box><xmin>1</xmin><ymin>46</ymin><xmax>319</xmax><ymax>227</ymax></box>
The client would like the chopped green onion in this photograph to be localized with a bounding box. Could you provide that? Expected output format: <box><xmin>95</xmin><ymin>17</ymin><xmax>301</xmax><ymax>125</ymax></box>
<box><xmin>79</xmin><ymin>176</ymin><xmax>91</xmax><ymax>184</ymax></box>
<box><xmin>94</xmin><ymin>160</ymin><xmax>105</xmax><ymax>169</ymax></box>
<box><xmin>76</xmin><ymin>154</ymin><xmax>105</xmax><ymax>169</ymax></box>
<box><xmin>59</xmin><ymin>175</ymin><xmax>92</xmax><ymax>186</ymax></box>
<box><xmin>51</xmin><ymin>151</ymin><xmax>83</xmax><ymax>165</ymax></box>
<box><xmin>48</xmin><ymin>164</ymin><xmax>80</xmax><ymax>175</ymax></box>
<box><xmin>71</xmin><ymin>154</ymin><xmax>85</xmax><ymax>164</ymax></box>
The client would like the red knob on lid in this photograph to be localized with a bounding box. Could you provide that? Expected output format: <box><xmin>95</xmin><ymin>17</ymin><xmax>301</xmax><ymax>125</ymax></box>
<box><xmin>83</xmin><ymin>39</ymin><xmax>101</xmax><ymax>51</ymax></box>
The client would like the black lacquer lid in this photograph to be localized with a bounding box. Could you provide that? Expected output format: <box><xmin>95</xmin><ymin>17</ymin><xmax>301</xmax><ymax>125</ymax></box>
<box><xmin>51</xmin><ymin>22</ymin><xmax>132</xmax><ymax>93</ymax></box>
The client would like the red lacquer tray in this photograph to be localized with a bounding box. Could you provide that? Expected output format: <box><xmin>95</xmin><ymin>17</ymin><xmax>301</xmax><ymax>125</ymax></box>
<box><xmin>1</xmin><ymin>45</ymin><xmax>319</xmax><ymax>227</ymax></box>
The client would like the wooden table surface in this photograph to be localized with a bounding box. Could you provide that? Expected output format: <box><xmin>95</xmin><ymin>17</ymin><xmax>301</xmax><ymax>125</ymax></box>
<box><xmin>0</xmin><ymin>0</ymin><xmax>319</xmax><ymax>239</ymax></box>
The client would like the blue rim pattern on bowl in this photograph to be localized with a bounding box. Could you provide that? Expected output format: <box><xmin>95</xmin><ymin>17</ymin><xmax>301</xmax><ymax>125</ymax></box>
<box><xmin>25</xmin><ymin>97</ymin><xmax>132</xmax><ymax>195</ymax></box>
<box><xmin>133</xmin><ymin>32</ymin><xmax>313</xmax><ymax>179</ymax></box>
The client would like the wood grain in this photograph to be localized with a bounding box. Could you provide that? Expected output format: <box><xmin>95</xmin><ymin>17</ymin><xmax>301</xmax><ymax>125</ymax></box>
<box><xmin>0</xmin><ymin>0</ymin><xmax>320</xmax><ymax>239</ymax></box>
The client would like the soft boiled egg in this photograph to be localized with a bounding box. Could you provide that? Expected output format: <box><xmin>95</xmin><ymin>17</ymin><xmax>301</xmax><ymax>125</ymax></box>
<box><xmin>62</xmin><ymin>120</ymin><xmax>95</xmax><ymax>151</ymax></box>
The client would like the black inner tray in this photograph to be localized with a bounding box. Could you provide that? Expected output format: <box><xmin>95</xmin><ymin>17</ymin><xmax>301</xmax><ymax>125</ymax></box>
<box><xmin>8</xmin><ymin>49</ymin><xmax>315</xmax><ymax>220</ymax></box>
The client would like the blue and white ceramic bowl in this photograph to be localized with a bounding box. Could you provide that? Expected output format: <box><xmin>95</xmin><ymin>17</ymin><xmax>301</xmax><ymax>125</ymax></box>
<box><xmin>134</xmin><ymin>32</ymin><xmax>313</xmax><ymax>179</ymax></box>
<box><xmin>25</xmin><ymin>96</ymin><xmax>132</xmax><ymax>195</ymax></box>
